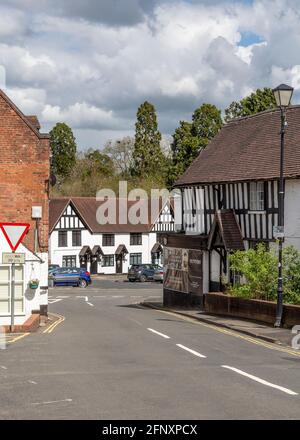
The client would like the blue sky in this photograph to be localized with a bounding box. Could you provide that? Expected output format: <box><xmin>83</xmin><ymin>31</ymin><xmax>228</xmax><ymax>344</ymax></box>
<box><xmin>0</xmin><ymin>0</ymin><xmax>299</xmax><ymax>149</ymax></box>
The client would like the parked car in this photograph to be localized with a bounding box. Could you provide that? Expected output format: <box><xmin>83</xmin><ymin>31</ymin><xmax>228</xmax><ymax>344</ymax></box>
<box><xmin>127</xmin><ymin>264</ymin><xmax>162</xmax><ymax>282</ymax></box>
<box><xmin>49</xmin><ymin>267</ymin><xmax>91</xmax><ymax>288</ymax></box>
<box><xmin>48</xmin><ymin>264</ymin><xmax>59</xmax><ymax>273</ymax></box>
<box><xmin>153</xmin><ymin>267</ymin><xmax>164</xmax><ymax>283</ymax></box>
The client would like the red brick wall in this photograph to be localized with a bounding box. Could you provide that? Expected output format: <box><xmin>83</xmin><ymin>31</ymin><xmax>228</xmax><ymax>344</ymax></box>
<box><xmin>0</xmin><ymin>93</ymin><xmax>49</xmax><ymax>252</ymax></box>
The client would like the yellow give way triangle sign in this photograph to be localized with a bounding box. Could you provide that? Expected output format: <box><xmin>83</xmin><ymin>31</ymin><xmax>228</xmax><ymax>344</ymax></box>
<box><xmin>0</xmin><ymin>222</ymin><xmax>30</xmax><ymax>252</ymax></box>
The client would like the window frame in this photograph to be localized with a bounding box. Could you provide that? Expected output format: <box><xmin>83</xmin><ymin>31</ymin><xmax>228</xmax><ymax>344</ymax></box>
<box><xmin>102</xmin><ymin>255</ymin><xmax>115</xmax><ymax>267</ymax></box>
<box><xmin>58</xmin><ymin>230</ymin><xmax>68</xmax><ymax>247</ymax></box>
<box><xmin>62</xmin><ymin>255</ymin><xmax>77</xmax><ymax>268</ymax></box>
<box><xmin>130</xmin><ymin>233</ymin><xmax>142</xmax><ymax>246</ymax></box>
<box><xmin>72</xmin><ymin>230</ymin><xmax>82</xmax><ymax>247</ymax></box>
<box><xmin>130</xmin><ymin>253</ymin><xmax>142</xmax><ymax>266</ymax></box>
<box><xmin>102</xmin><ymin>234</ymin><xmax>115</xmax><ymax>247</ymax></box>
<box><xmin>249</xmin><ymin>181</ymin><xmax>265</xmax><ymax>212</ymax></box>
<box><xmin>0</xmin><ymin>265</ymin><xmax>25</xmax><ymax>316</ymax></box>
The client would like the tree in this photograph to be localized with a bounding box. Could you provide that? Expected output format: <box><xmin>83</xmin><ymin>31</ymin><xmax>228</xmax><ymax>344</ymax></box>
<box><xmin>50</xmin><ymin>123</ymin><xmax>77</xmax><ymax>179</ymax></box>
<box><xmin>225</xmin><ymin>87</ymin><xmax>276</xmax><ymax>121</ymax></box>
<box><xmin>132</xmin><ymin>101</ymin><xmax>164</xmax><ymax>177</ymax></box>
<box><xmin>103</xmin><ymin>136</ymin><xmax>135</xmax><ymax>177</ymax></box>
<box><xmin>168</xmin><ymin>103</ymin><xmax>223</xmax><ymax>187</ymax></box>
<box><xmin>83</xmin><ymin>149</ymin><xmax>115</xmax><ymax>178</ymax></box>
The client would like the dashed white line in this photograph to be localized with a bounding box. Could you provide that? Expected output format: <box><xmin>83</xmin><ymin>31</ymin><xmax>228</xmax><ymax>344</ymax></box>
<box><xmin>130</xmin><ymin>296</ymin><xmax>143</xmax><ymax>298</ymax></box>
<box><xmin>112</xmin><ymin>295</ymin><xmax>124</xmax><ymax>298</ymax></box>
<box><xmin>28</xmin><ymin>380</ymin><xmax>37</xmax><ymax>385</ymax></box>
<box><xmin>221</xmin><ymin>365</ymin><xmax>298</xmax><ymax>396</ymax></box>
<box><xmin>31</xmin><ymin>398</ymin><xmax>73</xmax><ymax>406</ymax></box>
<box><xmin>147</xmin><ymin>328</ymin><xmax>170</xmax><ymax>339</ymax></box>
<box><xmin>176</xmin><ymin>344</ymin><xmax>207</xmax><ymax>358</ymax></box>
<box><xmin>56</xmin><ymin>296</ymin><xmax>70</xmax><ymax>299</ymax></box>
<box><xmin>0</xmin><ymin>365</ymin><xmax>7</xmax><ymax>370</ymax></box>
<box><xmin>87</xmin><ymin>302</ymin><xmax>94</xmax><ymax>307</ymax></box>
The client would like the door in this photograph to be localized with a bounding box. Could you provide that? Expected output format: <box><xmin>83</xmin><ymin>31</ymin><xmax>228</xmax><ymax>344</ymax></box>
<box><xmin>116</xmin><ymin>255</ymin><xmax>123</xmax><ymax>274</ymax></box>
<box><xmin>91</xmin><ymin>258</ymin><xmax>98</xmax><ymax>274</ymax></box>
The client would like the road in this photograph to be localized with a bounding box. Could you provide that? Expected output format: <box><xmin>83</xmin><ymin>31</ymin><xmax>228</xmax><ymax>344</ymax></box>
<box><xmin>0</xmin><ymin>279</ymin><xmax>300</xmax><ymax>420</ymax></box>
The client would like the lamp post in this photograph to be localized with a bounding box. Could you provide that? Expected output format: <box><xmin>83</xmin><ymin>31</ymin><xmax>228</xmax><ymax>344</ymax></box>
<box><xmin>272</xmin><ymin>84</ymin><xmax>294</xmax><ymax>327</ymax></box>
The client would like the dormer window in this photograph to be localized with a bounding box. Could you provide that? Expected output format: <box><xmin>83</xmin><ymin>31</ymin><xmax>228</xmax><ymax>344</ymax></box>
<box><xmin>249</xmin><ymin>182</ymin><xmax>265</xmax><ymax>211</ymax></box>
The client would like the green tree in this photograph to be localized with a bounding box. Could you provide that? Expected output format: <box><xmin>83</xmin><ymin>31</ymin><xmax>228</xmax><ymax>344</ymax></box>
<box><xmin>168</xmin><ymin>103</ymin><xmax>223</xmax><ymax>187</ymax></box>
<box><xmin>225</xmin><ymin>87</ymin><xmax>276</xmax><ymax>121</ymax></box>
<box><xmin>132</xmin><ymin>101</ymin><xmax>164</xmax><ymax>177</ymax></box>
<box><xmin>83</xmin><ymin>149</ymin><xmax>114</xmax><ymax>177</ymax></box>
<box><xmin>50</xmin><ymin>122</ymin><xmax>77</xmax><ymax>179</ymax></box>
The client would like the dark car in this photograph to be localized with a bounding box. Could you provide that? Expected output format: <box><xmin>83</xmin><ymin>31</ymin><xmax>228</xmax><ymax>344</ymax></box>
<box><xmin>48</xmin><ymin>264</ymin><xmax>59</xmax><ymax>273</ymax></box>
<box><xmin>127</xmin><ymin>264</ymin><xmax>162</xmax><ymax>282</ymax></box>
<box><xmin>49</xmin><ymin>267</ymin><xmax>92</xmax><ymax>288</ymax></box>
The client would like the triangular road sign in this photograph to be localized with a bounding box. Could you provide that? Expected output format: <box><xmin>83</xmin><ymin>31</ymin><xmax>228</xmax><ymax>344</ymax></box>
<box><xmin>0</xmin><ymin>222</ymin><xmax>30</xmax><ymax>252</ymax></box>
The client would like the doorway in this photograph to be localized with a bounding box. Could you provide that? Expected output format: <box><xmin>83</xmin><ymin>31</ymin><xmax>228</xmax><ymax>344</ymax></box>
<box><xmin>116</xmin><ymin>255</ymin><xmax>123</xmax><ymax>274</ymax></box>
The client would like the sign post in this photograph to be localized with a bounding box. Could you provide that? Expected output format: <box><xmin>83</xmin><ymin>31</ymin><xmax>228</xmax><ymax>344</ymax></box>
<box><xmin>0</xmin><ymin>223</ymin><xmax>30</xmax><ymax>332</ymax></box>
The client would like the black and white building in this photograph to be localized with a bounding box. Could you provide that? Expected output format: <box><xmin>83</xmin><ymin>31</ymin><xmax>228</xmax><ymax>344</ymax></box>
<box><xmin>49</xmin><ymin>197</ymin><xmax>174</xmax><ymax>274</ymax></box>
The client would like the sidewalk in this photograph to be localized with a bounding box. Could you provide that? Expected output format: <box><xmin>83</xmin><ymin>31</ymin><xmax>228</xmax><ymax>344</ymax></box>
<box><xmin>142</xmin><ymin>301</ymin><xmax>295</xmax><ymax>347</ymax></box>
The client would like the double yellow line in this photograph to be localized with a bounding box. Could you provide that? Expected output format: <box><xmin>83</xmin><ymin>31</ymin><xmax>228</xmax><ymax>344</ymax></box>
<box><xmin>43</xmin><ymin>313</ymin><xmax>65</xmax><ymax>334</ymax></box>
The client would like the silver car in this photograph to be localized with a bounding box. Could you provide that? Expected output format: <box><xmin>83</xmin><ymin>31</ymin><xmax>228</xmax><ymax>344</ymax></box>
<box><xmin>153</xmin><ymin>267</ymin><xmax>164</xmax><ymax>283</ymax></box>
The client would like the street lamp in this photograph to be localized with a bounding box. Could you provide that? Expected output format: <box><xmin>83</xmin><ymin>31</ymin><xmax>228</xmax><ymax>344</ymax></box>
<box><xmin>272</xmin><ymin>83</ymin><xmax>294</xmax><ymax>327</ymax></box>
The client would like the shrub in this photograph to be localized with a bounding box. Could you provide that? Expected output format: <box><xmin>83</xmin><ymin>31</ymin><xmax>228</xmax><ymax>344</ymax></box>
<box><xmin>228</xmin><ymin>244</ymin><xmax>300</xmax><ymax>304</ymax></box>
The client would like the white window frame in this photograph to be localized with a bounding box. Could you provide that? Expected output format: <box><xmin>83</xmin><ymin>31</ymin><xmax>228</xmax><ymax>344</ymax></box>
<box><xmin>0</xmin><ymin>265</ymin><xmax>25</xmax><ymax>316</ymax></box>
<box><xmin>249</xmin><ymin>182</ymin><xmax>265</xmax><ymax>211</ymax></box>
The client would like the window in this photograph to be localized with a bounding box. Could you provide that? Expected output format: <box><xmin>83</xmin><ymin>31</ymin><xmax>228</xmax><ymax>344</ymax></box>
<box><xmin>130</xmin><ymin>253</ymin><xmax>142</xmax><ymax>265</ymax></box>
<box><xmin>72</xmin><ymin>230</ymin><xmax>81</xmax><ymax>247</ymax></box>
<box><xmin>130</xmin><ymin>233</ymin><xmax>142</xmax><ymax>245</ymax></box>
<box><xmin>62</xmin><ymin>255</ymin><xmax>77</xmax><ymax>267</ymax></box>
<box><xmin>58</xmin><ymin>230</ymin><xmax>68</xmax><ymax>247</ymax></box>
<box><xmin>249</xmin><ymin>182</ymin><xmax>265</xmax><ymax>211</ymax></box>
<box><xmin>102</xmin><ymin>234</ymin><xmax>115</xmax><ymax>246</ymax></box>
<box><xmin>102</xmin><ymin>255</ymin><xmax>114</xmax><ymax>267</ymax></box>
<box><xmin>0</xmin><ymin>265</ymin><xmax>24</xmax><ymax>316</ymax></box>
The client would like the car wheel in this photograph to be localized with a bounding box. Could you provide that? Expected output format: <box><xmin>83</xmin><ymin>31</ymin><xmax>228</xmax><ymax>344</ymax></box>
<box><xmin>79</xmin><ymin>278</ymin><xmax>88</xmax><ymax>288</ymax></box>
<box><xmin>129</xmin><ymin>279</ymin><xmax>135</xmax><ymax>282</ymax></box>
<box><xmin>140</xmin><ymin>275</ymin><xmax>147</xmax><ymax>282</ymax></box>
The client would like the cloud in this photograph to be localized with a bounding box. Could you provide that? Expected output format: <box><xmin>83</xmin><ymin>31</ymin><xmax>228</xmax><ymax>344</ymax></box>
<box><xmin>0</xmin><ymin>0</ymin><xmax>300</xmax><ymax>149</ymax></box>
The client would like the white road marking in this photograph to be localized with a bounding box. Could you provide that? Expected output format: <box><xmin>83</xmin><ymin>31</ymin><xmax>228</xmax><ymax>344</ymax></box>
<box><xmin>48</xmin><ymin>299</ymin><xmax>63</xmax><ymax>304</ymax></box>
<box><xmin>176</xmin><ymin>344</ymin><xmax>207</xmax><ymax>358</ymax></box>
<box><xmin>147</xmin><ymin>328</ymin><xmax>170</xmax><ymax>339</ymax></box>
<box><xmin>0</xmin><ymin>365</ymin><xmax>7</xmax><ymax>370</ymax></box>
<box><xmin>28</xmin><ymin>380</ymin><xmax>37</xmax><ymax>385</ymax></box>
<box><xmin>131</xmin><ymin>296</ymin><xmax>143</xmax><ymax>298</ymax></box>
<box><xmin>56</xmin><ymin>296</ymin><xmax>70</xmax><ymax>298</ymax></box>
<box><xmin>112</xmin><ymin>295</ymin><xmax>124</xmax><ymax>298</ymax></box>
<box><xmin>87</xmin><ymin>302</ymin><xmax>94</xmax><ymax>307</ymax></box>
<box><xmin>94</xmin><ymin>296</ymin><xmax>106</xmax><ymax>298</ymax></box>
<box><xmin>221</xmin><ymin>365</ymin><xmax>298</xmax><ymax>396</ymax></box>
<box><xmin>32</xmin><ymin>398</ymin><xmax>73</xmax><ymax>406</ymax></box>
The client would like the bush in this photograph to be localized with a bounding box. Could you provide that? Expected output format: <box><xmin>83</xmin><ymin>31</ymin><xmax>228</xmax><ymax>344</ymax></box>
<box><xmin>228</xmin><ymin>244</ymin><xmax>300</xmax><ymax>305</ymax></box>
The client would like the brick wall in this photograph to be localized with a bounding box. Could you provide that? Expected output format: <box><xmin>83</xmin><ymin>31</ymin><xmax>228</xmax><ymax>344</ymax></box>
<box><xmin>0</xmin><ymin>91</ymin><xmax>49</xmax><ymax>252</ymax></box>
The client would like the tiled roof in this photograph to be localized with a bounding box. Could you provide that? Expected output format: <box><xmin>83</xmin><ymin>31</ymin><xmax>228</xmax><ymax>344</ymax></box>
<box><xmin>176</xmin><ymin>106</ymin><xmax>300</xmax><ymax>186</ymax></box>
<box><xmin>49</xmin><ymin>197</ymin><xmax>167</xmax><ymax>234</ymax></box>
<box><xmin>208</xmin><ymin>210</ymin><xmax>244</xmax><ymax>251</ymax></box>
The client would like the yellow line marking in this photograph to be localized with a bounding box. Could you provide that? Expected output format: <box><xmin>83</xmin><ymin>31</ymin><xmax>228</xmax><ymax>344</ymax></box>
<box><xmin>147</xmin><ymin>307</ymin><xmax>300</xmax><ymax>358</ymax></box>
<box><xmin>43</xmin><ymin>313</ymin><xmax>65</xmax><ymax>334</ymax></box>
<box><xmin>7</xmin><ymin>333</ymin><xmax>30</xmax><ymax>344</ymax></box>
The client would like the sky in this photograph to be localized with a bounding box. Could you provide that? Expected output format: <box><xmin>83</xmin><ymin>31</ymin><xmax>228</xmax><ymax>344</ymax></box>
<box><xmin>1</xmin><ymin>0</ymin><xmax>300</xmax><ymax>150</ymax></box>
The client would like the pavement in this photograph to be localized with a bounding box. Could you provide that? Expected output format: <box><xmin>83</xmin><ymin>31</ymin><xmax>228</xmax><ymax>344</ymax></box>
<box><xmin>0</xmin><ymin>279</ymin><xmax>300</xmax><ymax>420</ymax></box>
<box><xmin>142</xmin><ymin>301</ymin><xmax>294</xmax><ymax>347</ymax></box>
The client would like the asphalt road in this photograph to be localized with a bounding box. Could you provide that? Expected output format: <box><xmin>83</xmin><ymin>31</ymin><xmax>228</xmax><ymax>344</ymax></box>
<box><xmin>0</xmin><ymin>279</ymin><xmax>300</xmax><ymax>420</ymax></box>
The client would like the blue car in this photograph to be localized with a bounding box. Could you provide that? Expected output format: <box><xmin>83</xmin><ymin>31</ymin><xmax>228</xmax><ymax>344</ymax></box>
<box><xmin>49</xmin><ymin>267</ymin><xmax>92</xmax><ymax>288</ymax></box>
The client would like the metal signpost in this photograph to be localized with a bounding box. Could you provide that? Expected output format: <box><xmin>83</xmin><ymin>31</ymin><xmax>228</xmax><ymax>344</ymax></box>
<box><xmin>0</xmin><ymin>223</ymin><xmax>30</xmax><ymax>332</ymax></box>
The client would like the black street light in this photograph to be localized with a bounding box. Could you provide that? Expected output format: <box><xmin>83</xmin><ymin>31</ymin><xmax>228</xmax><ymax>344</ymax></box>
<box><xmin>272</xmin><ymin>83</ymin><xmax>294</xmax><ymax>327</ymax></box>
